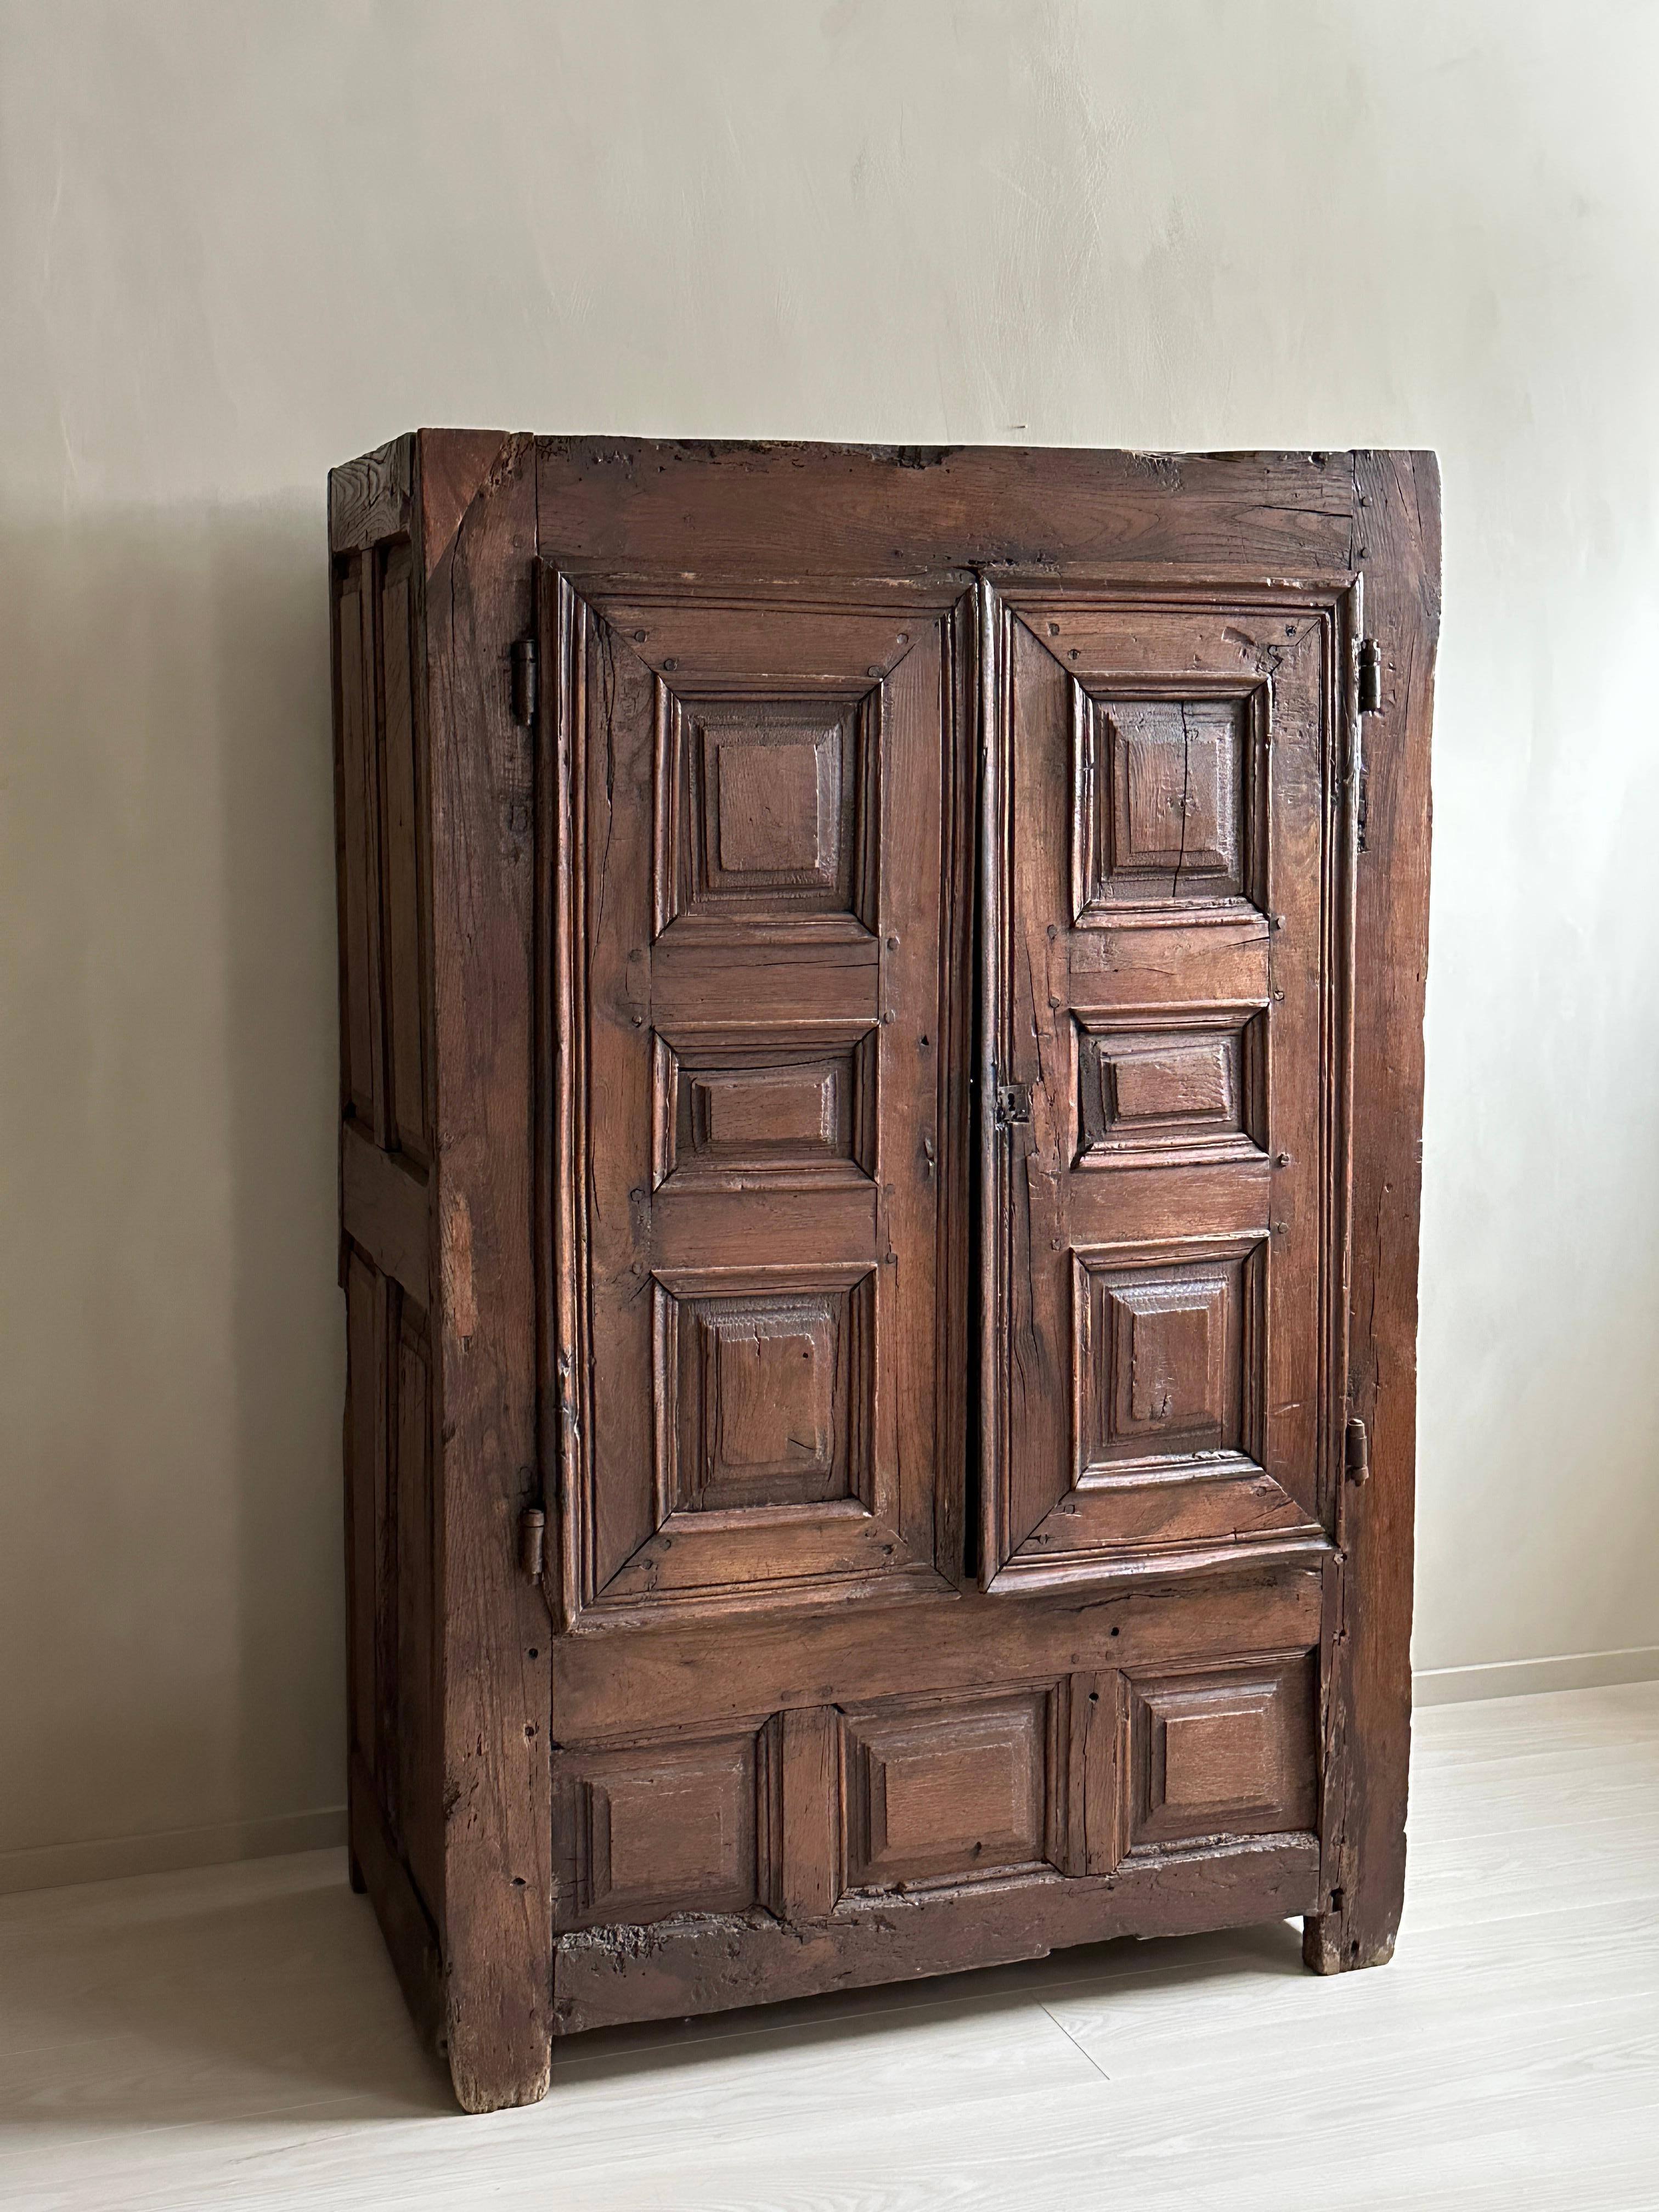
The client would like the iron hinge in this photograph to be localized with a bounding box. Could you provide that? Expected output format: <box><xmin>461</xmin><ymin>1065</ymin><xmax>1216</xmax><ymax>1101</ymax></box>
<box><xmin>518</xmin><ymin>1505</ymin><xmax>546</xmax><ymax>1579</ymax></box>
<box><xmin>511</xmin><ymin>636</ymin><xmax>540</xmax><ymax>727</ymax></box>
<box><xmin>1357</xmin><ymin>637</ymin><xmax>1383</xmax><ymax>716</ymax></box>
<box><xmin>994</xmin><ymin>1081</ymin><xmax>1032</xmax><ymax>1128</ymax></box>
<box><xmin>1345</xmin><ymin>1416</ymin><xmax>1371</xmax><ymax>1485</ymax></box>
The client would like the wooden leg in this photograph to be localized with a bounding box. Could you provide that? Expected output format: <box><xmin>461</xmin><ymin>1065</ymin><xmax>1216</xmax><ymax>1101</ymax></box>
<box><xmin>1302</xmin><ymin>1906</ymin><xmax>1397</xmax><ymax>1974</ymax></box>
<box><xmin>347</xmin><ymin>1846</ymin><xmax>367</xmax><ymax>1895</ymax></box>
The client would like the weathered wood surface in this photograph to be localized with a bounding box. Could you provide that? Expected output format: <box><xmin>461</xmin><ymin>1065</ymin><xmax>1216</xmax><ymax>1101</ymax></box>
<box><xmin>422</xmin><ymin>435</ymin><xmax>554</xmax><ymax>2111</ymax></box>
<box><xmin>552</xmin><ymin>1564</ymin><xmax>1323</xmax><ymax>1740</ymax></box>
<box><xmin>1304</xmin><ymin>450</ymin><xmax>1440</xmax><ymax>1974</ymax></box>
<box><xmin>531</xmin><ymin>438</ymin><xmax>1358</xmax><ymax>580</ymax></box>
<box><xmin>553</xmin><ymin>1837</ymin><xmax>1321</xmax><ymax>2034</ymax></box>
<box><xmin>326</xmin><ymin>432</ymin><xmax>1437</xmax><ymax>2112</ymax></box>
<box><xmin>328</xmin><ymin>436</ymin><xmax>413</xmax><ymax>555</ymax></box>
<box><xmin>340</xmin><ymin>1125</ymin><xmax>427</xmax><ymax>1304</ymax></box>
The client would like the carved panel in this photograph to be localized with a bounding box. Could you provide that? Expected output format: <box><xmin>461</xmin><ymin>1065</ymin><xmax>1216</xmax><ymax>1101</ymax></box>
<box><xmin>841</xmin><ymin>1690</ymin><xmax>1059</xmax><ymax>1891</ymax></box>
<box><xmin>985</xmin><ymin>591</ymin><xmax>1347</xmax><ymax>1585</ymax></box>
<box><xmin>657</xmin><ymin>1271</ymin><xmax>875</xmax><ymax>1514</ymax></box>
<box><xmin>333</xmin><ymin>555</ymin><xmax>379</xmax><ymax>1130</ymax></box>
<box><xmin>1073</xmin><ymin>682</ymin><xmax>1268</xmax><ymax>919</ymax></box>
<box><xmin>1125</xmin><ymin>1654</ymin><xmax>1317</xmax><ymax>1852</ymax></box>
<box><xmin>376</xmin><ymin>540</ymin><xmax>428</xmax><ymax>1164</ymax></box>
<box><xmin>556</xmin><ymin>575</ymin><xmax>966</xmax><ymax>1620</ymax></box>
<box><xmin>1075</xmin><ymin>1011</ymin><xmax>1266</xmax><ymax>1165</ymax></box>
<box><xmin>661</xmin><ymin>691</ymin><xmax>877</xmax><ymax>929</ymax></box>
<box><xmin>1074</xmin><ymin>1239</ymin><xmax>1265</xmax><ymax>1482</ymax></box>
<box><xmin>653</xmin><ymin>1028</ymin><xmax>877</xmax><ymax>1188</ymax></box>
<box><xmin>556</xmin><ymin>1727</ymin><xmax>768</xmax><ymax>1929</ymax></box>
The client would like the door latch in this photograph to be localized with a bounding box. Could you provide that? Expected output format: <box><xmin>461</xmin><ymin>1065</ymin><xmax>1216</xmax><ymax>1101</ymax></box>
<box><xmin>994</xmin><ymin>1082</ymin><xmax>1031</xmax><ymax>1128</ymax></box>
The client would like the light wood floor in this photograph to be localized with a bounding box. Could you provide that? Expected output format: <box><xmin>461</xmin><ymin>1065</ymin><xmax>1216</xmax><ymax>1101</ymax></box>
<box><xmin>3</xmin><ymin>1683</ymin><xmax>1656</xmax><ymax>2210</ymax></box>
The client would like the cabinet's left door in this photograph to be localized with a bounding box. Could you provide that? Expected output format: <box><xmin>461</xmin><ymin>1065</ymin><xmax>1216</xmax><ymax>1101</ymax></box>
<box><xmin>543</xmin><ymin>571</ymin><xmax>972</xmax><ymax>1626</ymax></box>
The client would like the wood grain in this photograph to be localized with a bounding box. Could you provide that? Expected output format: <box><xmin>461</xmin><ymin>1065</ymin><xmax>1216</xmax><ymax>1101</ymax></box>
<box><xmin>553</xmin><ymin>1837</ymin><xmax>1321</xmax><ymax>2032</ymax></box>
<box><xmin>340</xmin><ymin>1125</ymin><xmax>427</xmax><ymax>1304</ymax></box>
<box><xmin>326</xmin><ymin>432</ymin><xmax>1436</xmax><ymax>2111</ymax></box>
<box><xmin>422</xmin><ymin>435</ymin><xmax>554</xmax><ymax>2111</ymax></box>
<box><xmin>1304</xmin><ymin>450</ymin><xmax>1441</xmax><ymax>1976</ymax></box>
<box><xmin>329</xmin><ymin>436</ymin><xmax>413</xmax><ymax>555</ymax></box>
<box><xmin>532</xmin><ymin>438</ymin><xmax>1358</xmax><ymax>580</ymax></box>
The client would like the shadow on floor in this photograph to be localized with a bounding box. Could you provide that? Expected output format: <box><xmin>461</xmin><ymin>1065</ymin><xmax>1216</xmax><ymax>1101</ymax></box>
<box><xmin>545</xmin><ymin>1914</ymin><xmax>1310</xmax><ymax>2088</ymax></box>
<box><xmin>0</xmin><ymin>1847</ymin><xmax>1310</xmax><ymax>2128</ymax></box>
<box><xmin>0</xmin><ymin>1854</ymin><xmax>452</xmax><ymax>2129</ymax></box>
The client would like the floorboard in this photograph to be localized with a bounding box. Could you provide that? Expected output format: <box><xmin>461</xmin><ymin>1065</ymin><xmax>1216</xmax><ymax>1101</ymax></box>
<box><xmin>2</xmin><ymin>1684</ymin><xmax>1656</xmax><ymax>2210</ymax></box>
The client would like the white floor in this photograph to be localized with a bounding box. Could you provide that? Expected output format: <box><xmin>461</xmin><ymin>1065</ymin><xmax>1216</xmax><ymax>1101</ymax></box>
<box><xmin>2</xmin><ymin>1684</ymin><xmax>1656</xmax><ymax>2211</ymax></box>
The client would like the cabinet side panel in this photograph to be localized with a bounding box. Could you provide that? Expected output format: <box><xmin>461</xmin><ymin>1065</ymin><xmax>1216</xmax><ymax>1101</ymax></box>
<box><xmin>343</xmin><ymin>1248</ymin><xmax>382</xmax><ymax>1790</ymax></box>
<box><xmin>333</xmin><ymin>554</ymin><xmax>382</xmax><ymax>1133</ymax></box>
<box><xmin>331</xmin><ymin>448</ymin><xmax>445</xmax><ymax>2055</ymax></box>
<box><xmin>379</xmin><ymin>540</ymin><xmax>430</xmax><ymax>1165</ymax></box>
<box><xmin>395</xmin><ymin>1297</ymin><xmax>443</xmax><ymax>1911</ymax></box>
<box><xmin>421</xmin><ymin>431</ymin><xmax>554</xmax><ymax>2113</ymax></box>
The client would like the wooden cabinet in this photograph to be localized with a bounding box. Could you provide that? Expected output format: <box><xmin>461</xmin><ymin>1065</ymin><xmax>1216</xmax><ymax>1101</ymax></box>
<box><xmin>329</xmin><ymin>435</ymin><xmax>1438</xmax><ymax>2112</ymax></box>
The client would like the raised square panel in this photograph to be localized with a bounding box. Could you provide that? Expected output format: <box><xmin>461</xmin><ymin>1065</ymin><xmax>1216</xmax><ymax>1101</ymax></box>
<box><xmin>1116</xmin><ymin>701</ymin><xmax>1237</xmax><ymax>877</ymax></box>
<box><xmin>557</xmin><ymin>1728</ymin><xmax>764</xmax><ymax>1928</ymax></box>
<box><xmin>1116</xmin><ymin>1037</ymin><xmax>1230</xmax><ymax>1121</ymax></box>
<box><xmin>1076</xmin><ymin>1012</ymin><xmax>1266</xmax><ymax>1164</ymax></box>
<box><xmin>1126</xmin><ymin>1655</ymin><xmax>1317</xmax><ymax>1852</ymax></box>
<box><xmin>665</xmin><ymin>692</ymin><xmax>876</xmax><ymax>925</ymax></box>
<box><xmin>715</xmin><ymin>736</ymin><xmax>825</xmax><ymax>875</ymax></box>
<box><xmin>653</xmin><ymin>1030</ymin><xmax>876</xmax><ymax>1188</ymax></box>
<box><xmin>1074</xmin><ymin>1240</ymin><xmax>1265</xmax><ymax>1480</ymax></box>
<box><xmin>658</xmin><ymin>1272</ymin><xmax>874</xmax><ymax>1513</ymax></box>
<box><xmin>1075</xmin><ymin>685</ymin><xmax>1266</xmax><ymax>917</ymax></box>
<box><xmin>697</xmin><ymin>1063</ymin><xmax>834</xmax><ymax>1150</ymax></box>
<box><xmin>842</xmin><ymin>1690</ymin><xmax>1057</xmax><ymax>1890</ymax></box>
<box><xmin>1124</xmin><ymin>1288</ymin><xmax>1222</xmax><ymax>1433</ymax></box>
<box><xmin>716</xmin><ymin>1308</ymin><xmax>833</xmax><ymax>1474</ymax></box>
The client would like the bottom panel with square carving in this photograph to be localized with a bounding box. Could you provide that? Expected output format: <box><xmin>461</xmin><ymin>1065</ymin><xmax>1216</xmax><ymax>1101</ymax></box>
<box><xmin>840</xmin><ymin>1689</ymin><xmax>1062</xmax><ymax>1892</ymax></box>
<box><xmin>1125</xmin><ymin>1654</ymin><xmax>1317</xmax><ymax>1853</ymax></box>
<box><xmin>552</xmin><ymin>1643</ymin><xmax>1321</xmax><ymax>1943</ymax></box>
<box><xmin>554</xmin><ymin>1728</ymin><xmax>770</xmax><ymax>1931</ymax></box>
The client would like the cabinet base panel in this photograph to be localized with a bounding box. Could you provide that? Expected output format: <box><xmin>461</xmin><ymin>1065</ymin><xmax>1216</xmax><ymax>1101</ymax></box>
<box><xmin>551</xmin><ymin>1836</ymin><xmax>1320</xmax><ymax>2035</ymax></box>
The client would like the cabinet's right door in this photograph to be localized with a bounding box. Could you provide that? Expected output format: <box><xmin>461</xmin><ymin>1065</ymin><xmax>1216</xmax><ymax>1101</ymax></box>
<box><xmin>980</xmin><ymin>584</ymin><xmax>1357</xmax><ymax>1589</ymax></box>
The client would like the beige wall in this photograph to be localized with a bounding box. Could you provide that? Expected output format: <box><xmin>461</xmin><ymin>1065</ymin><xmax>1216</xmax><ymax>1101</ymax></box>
<box><xmin>3</xmin><ymin>0</ymin><xmax>1656</xmax><ymax>1880</ymax></box>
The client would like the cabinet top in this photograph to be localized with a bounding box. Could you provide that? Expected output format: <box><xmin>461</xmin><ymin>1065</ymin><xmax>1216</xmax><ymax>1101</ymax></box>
<box><xmin>328</xmin><ymin>430</ymin><xmax>1439</xmax><ymax>593</ymax></box>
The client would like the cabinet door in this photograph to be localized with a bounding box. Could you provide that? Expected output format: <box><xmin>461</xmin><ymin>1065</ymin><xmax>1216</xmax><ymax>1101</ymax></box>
<box><xmin>979</xmin><ymin>584</ymin><xmax>1356</xmax><ymax>1588</ymax></box>
<box><xmin>549</xmin><ymin>573</ymin><xmax>969</xmax><ymax>1624</ymax></box>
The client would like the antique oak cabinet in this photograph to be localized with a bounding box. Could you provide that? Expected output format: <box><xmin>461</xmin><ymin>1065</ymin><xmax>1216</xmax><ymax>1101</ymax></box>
<box><xmin>329</xmin><ymin>435</ymin><xmax>1438</xmax><ymax>2112</ymax></box>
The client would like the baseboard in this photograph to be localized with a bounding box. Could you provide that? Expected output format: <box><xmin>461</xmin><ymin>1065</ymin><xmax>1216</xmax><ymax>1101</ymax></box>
<box><xmin>1413</xmin><ymin>1646</ymin><xmax>1659</xmax><ymax>1707</ymax></box>
<box><xmin>0</xmin><ymin>1805</ymin><xmax>347</xmax><ymax>1897</ymax></box>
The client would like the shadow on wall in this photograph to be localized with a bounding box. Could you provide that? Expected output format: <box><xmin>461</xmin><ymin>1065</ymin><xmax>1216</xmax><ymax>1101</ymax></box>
<box><xmin>0</xmin><ymin>498</ymin><xmax>346</xmax><ymax>1866</ymax></box>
